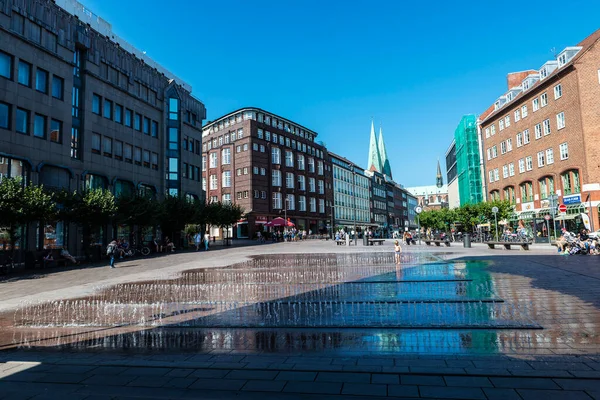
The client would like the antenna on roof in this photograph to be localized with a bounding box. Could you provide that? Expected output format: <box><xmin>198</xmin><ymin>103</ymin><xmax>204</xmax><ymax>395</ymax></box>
<box><xmin>550</xmin><ymin>47</ymin><xmax>557</xmax><ymax>58</ymax></box>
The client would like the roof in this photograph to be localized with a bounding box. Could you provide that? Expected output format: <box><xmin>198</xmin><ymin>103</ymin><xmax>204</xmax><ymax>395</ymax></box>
<box><xmin>480</xmin><ymin>28</ymin><xmax>600</xmax><ymax>124</ymax></box>
<box><xmin>405</xmin><ymin>185</ymin><xmax>449</xmax><ymax>196</ymax></box>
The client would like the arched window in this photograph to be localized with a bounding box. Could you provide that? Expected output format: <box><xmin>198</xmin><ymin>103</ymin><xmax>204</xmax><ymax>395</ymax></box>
<box><xmin>138</xmin><ymin>183</ymin><xmax>157</xmax><ymax>199</ymax></box>
<box><xmin>519</xmin><ymin>181</ymin><xmax>533</xmax><ymax>203</ymax></box>
<box><xmin>84</xmin><ymin>173</ymin><xmax>107</xmax><ymax>190</ymax></box>
<box><xmin>561</xmin><ymin>169</ymin><xmax>580</xmax><ymax>195</ymax></box>
<box><xmin>39</xmin><ymin>164</ymin><xmax>69</xmax><ymax>190</ymax></box>
<box><xmin>489</xmin><ymin>190</ymin><xmax>500</xmax><ymax>201</ymax></box>
<box><xmin>114</xmin><ymin>179</ymin><xmax>134</xmax><ymax>198</ymax></box>
<box><xmin>503</xmin><ymin>186</ymin><xmax>515</xmax><ymax>203</ymax></box>
<box><xmin>538</xmin><ymin>176</ymin><xmax>555</xmax><ymax>200</ymax></box>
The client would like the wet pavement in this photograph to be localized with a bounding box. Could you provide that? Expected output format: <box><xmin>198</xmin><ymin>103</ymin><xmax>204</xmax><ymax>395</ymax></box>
<box><xmin>1</xmin><ymin>241</ymin><xmax>600</xmax><ymax>398</ymax></box>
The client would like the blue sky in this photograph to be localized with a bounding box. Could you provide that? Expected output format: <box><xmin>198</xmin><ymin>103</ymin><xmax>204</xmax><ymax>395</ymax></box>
<box><xmin>81</xmin><ymin>0</ymin><xmax>600</xmax><ymax>187</ymax></box>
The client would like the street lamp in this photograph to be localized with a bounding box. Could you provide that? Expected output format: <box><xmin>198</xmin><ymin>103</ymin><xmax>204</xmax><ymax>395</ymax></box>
<box><xmin>352</xmin><ymin>170</ymin><xmax>357</xmax><ymax>246</ymax></box>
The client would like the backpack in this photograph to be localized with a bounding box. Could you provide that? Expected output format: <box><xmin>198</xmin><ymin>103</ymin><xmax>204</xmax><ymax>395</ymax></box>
<box><xmin>106</xmin><ymin>243</ymin><xmax>115</xmax><ymax>256</ymax></box>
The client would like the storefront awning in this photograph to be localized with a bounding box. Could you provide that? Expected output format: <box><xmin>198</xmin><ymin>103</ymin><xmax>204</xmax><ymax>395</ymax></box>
<box><xmin>519</xmin><ymin>211</ymin><xmax>535</xmax><ymax>220</ymax></box>
<box><xmin>536</xmin><ymin>208</ymin><xmax>550</xmax><ymax>217</ymax></box>
<box><xmin>555</xmin><ymin>213</ymin><xmax>580</xmax><ymax>221</ymax></box>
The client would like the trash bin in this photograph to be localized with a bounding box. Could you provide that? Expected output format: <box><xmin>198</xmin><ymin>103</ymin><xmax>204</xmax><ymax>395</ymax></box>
<box><xmin>363</xmin><ymin>235</ymin><xmax>369</xmax><ymax>246</ymax></box>
<box><xmin>463</xmin><ymin>233</ymin><xmax>471</xmax><ymax>248</ymax></box>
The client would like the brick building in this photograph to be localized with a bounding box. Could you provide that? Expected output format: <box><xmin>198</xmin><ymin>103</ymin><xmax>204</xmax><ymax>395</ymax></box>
<box><xmin>0</xmin><ymin>0</ymin><xmax>205</xmax><ymax>254</ymax></box>
<box><xmin>480</xmin><ymin>29</ymin><xmax>600</xmax><ymax>232</ymax></box>
<box><xmin>201</xmin><ymin>108</ymin><xmax>333</xmax><ymax>239</ymax></box>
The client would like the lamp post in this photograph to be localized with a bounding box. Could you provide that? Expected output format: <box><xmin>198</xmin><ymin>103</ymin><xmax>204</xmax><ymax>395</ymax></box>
<box><xmin>415</xmin><ymin>206</ymin><xmax>423</xmax><ymax>245</ymax></box>
<box><xmin>492</xmin><ymin>206</ymin><xmax>499</xmax><ymax>241</ymax></box>
<box><xmin>352</xmin><ymin>170</ymin><xmax>357</xmax><ymax>246</ymax></box>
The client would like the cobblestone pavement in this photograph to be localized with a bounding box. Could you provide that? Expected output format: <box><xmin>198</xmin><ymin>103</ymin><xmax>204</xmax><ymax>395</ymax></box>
<box><xmin>1</xmin><ymin>240</ymin><xmax>600</xmax><ymax>399</ymax></box>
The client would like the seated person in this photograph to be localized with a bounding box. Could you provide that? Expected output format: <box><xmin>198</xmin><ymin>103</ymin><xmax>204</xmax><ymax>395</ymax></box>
<box><xmin>152</xmin><ymin>237</ymin><xmax>162</xmax><ymax>253</ymax></box>
<box><xmin>60</xmin><ymin>248</ymin><xmax>79</xmax><ymax>265</ymax></box>
<box><xmin>119</xmin><ymin>238</ymin><xmax>130</xmax><ymax>258</ymax></box>
<box><xmin>43</xmin><ymin>251</ymin><xmax>54</xmax><ymax>268</ymax></box>
<box><xmin>164</xmin><ymin>236</ymin><xmax>174</xmax><ymax>252</ymax></box>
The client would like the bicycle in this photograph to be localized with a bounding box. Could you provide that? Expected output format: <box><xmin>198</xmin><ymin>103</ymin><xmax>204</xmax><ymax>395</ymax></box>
<box><xmin>122</xmin><ymin>245</ymin><xmax>151</xmax><ymax>257</ymax></box>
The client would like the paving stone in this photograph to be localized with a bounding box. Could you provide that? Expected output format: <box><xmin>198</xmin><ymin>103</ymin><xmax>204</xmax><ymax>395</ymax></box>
<box><xmin>410</xmin><ymin>367</ymin><xmax>466</xmax><ymax>375</ymax></box>
<box><xmin>241</xmin><ymin>380</ymin><xmax>286</xmax><ymax>392</ymax></box>
<box><xmin>569</xmin><ymin>370</ymin><xmax>600</xmax><ymax>378</ymax></box>
<box><xmin>275</xmin><ymin>371</ymin><xmax>317</xmax><ymax>381</ymax></box>
<box><xmin>293</xmin><ymin>364</ymin><xmax>340</xmax><ymax>371</ymax></box>
<box><xmin>126</xmin><ymin>376</ymin><xmax>172</xmax><ymax>387</ymax></box>
<box><xmin>188</xmin><ymin>369</ymin><xmax>231</xmax><ymax>379</ymax></box>
<box><xmin>381</xmin><ymin>366</ymin><xmax>410</xmax><ymax>374</ymax></box>
<box><xmin>36</xmin><ymin>373</ymin><xmax>90</xmax><ymax>384</ymax></box>
<box><xmin>529</xmin><ymin>362</ymin><xmax>592</xmax><ymax>371</ymax></box>
<box><xmin>386</xmin><ymin>384</ymin><xmax>420</xmax><ymax>398</ymax></box>
<box><xmin>482</xmin><ymin>388</ymin><xmax>522</xmax><ymax>400</ymax></box>
<box><xmin>188</xmin><ymin>378</ymin><xmax>247</xmax><ymax>391</ymax></box>
<box><xmin>81</xmin><ymin>374</ymin><xmax>137</xmax><ymax>386</ymax></box>
<box><xmin>316</xmin><ymin>372</ymin><xmax>371</xmax><ymax>383</ymax></box>
<box><xmin>517</xmin><ymin>389</ymin><xmax>593</xmax><ymax>400</ymax></box>
<box><xmin>554</xmin><ymin>379</ymin><xmax>600</xmax><ymax>391</ymax></box>
<box><xmin>419</xmin><ymin>385</ymin><xmax>486</xmax><ymax>399</ymax></box>
<box><xmin>371</xmin><ymin>373</ymin><xmax>400</xmax><ymax>384</ymax></box>
<box><xmin>400</xmin><ymin>375</ymin><xmax>445</xmax><ymax>386</ymax></box>
<box><xmin>509</xmin><ymin>369</ymin><xmax>574</xmax><ymax>377</ymax></box>
<box><xmin>226</xmin><ymin>370</ymin><xmax>278</xmax><ymax>380</ymax></box>
<box><xmin>89</xmin><ymin>366</ymin><xmax>129</xmax><ymax>375</ymax></box>
<box><xmin>342</xmin><ymin>382</ymin><xmax>387</xmax><ymax>396</ymax></box>
<box><xmin>443</xmin><ymin>376</ymin><xmax>493</xmax><ymax>387</ymax></box>
<box><xmin>342</xmin><ymin>365</ymin><xmax>382</xmax><ymax>373</ymax></box>
<box><xmin>283</xmin><ymin>381</ymin><xmax>342</xmax><ymax>395</ymax></box>
<box><xmin>164</xmin><ymin>368</ymin><xmax>194</xmax><ymax>378</ymax></box>
<box><xmin>357</xmin><ymin>358</ymin><xmax>394</xmax><ymax>366</ymax></box>
<box><xmin>162</xmin><ymin>377</ymin><xmax>197</xmax><ymax>388</ymax></box>
<box><xmin>119</xmin><ymin>367</ymin><xmax>172</xmax><ymax>376</ymax></box>
<box><xmin>490</xmin><ymin>377</ymin><xmax>561</xmax><ymax>390</ymax></box>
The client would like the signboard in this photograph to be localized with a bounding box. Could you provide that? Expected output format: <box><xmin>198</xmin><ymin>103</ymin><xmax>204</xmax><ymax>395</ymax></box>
<box><xmin>492</xmin><ymin>206</ymin><xmax>499</xmax><ymax>214</ymax></box>
<box><xmin>581</xmin><ymin>213</ymin><xmax>591</xmax><ymax>230</ymax></box>
<box><xmin>521</xmin><ymin>202</ymin><xmax>535</xmax><ymax>211</ymax></box>
<box><xmin>563</xmin><ymin>194</ymin><xmax>581</xmax><ymax>205</ymax></box>
<box><xmin>540</xmin><ymin>199</ymin><xmax>550</xmax><ymax>208</ymax></box>
<box><xmin>544</xmin><ymin>214</ymin><xmax>551</xmax><ymax>221</ymax></box>
<box><xmin>558</xmin><ymin>204</ymin><xmax>567</xmax><ymax>213</ymax></box>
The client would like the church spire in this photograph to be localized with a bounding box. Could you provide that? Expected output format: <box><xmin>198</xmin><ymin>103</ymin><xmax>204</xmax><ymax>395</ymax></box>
<box><xmin>436</xmin><ymin>159</ymin><xmax>443</xmax><ymax>188</ymax></box>
<box><xmin>368</xmin><ymin>118</ymin><xmax>382</xmax><ymax>173</ymax></box>
<box><xmin>378</xmin><ymin>124</ymin><xmax>392</xmax><ymax>178</ymax></box>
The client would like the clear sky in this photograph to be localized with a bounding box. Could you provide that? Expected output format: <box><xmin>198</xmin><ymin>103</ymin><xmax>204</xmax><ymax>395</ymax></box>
<box><xmin>81</xmin><ymin>0</ymin><xmax>600</xmax><ymax>187</ymax></box>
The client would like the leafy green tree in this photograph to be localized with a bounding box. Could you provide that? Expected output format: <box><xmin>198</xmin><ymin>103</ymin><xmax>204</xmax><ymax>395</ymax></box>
<box><xmin>0</xmin><ymin>178</ymin><xmax>55</xmax><ymax>255</ymax></box>
<box><xmin>158</xmin><ymin>195</ymin><xmax>201</xmax><ymax>241</ymax></box>
<box><xmin>115</xmin><ymin>192</ymin><xmax>161</xmax><ymax>243</ymax></box>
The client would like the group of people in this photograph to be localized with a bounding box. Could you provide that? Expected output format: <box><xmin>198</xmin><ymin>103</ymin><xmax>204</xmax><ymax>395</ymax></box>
<box><xmin>192</xmin><ymin>232</ymin><xmax>211</xmax><ymax>251</ymax></box>
<box><xmin>556</xmin><ymin>228</ymin><xmax>598</xmax><ymax>255</ymax></box>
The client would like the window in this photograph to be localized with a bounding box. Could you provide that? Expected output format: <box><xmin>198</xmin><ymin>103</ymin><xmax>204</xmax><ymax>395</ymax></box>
<box><xmin>253</xmin><ymin>166</ymin><xmax>259</xmax><ymax>175</ymax></box>
<box><xmin>222</xmin><ymin>148</ymin><xmax>231</xmax><ymax>165</ymax></box>
<box><xmin>125</xmin><ymin>109</ymin><xmax>132</xmax><ymax>127</ymax></box>
<box><xmin>92</xmin><ymin>94</ymin><xmax>101</xmax><ymax>115</ymax></box>
<box><xmin>309</xmin><ymin>198</ymin><xmax>316</xmax><ymax>213</ymax></box>
<box><xmin>560</xmin><ymin>143</ymin><xmax>569</xmax><ymax>160</ymax></box>
<box><xmin>273</xmin><ymin>192</ymin><xmax>282</xmax><ymax>209</ymax></box>
<box><xmin>514</xmin><ymin>109</ymin><xmax>520</xmax><ymax>122</ymax></box>
<box><xmin>143</xmin><ymin>117</ymin><xmax>150</xmax><ymax>135</ymax></box>
<box><xmin>237</xmin><ymin>128</ymin><xmax>243</xmax><ymax>139</ymax></box>
<box><xmin>253</xmin><ymin>143</ymin><xmax>258</xmax><ymax>151</ymax></box>
<box><xmin>209</xmin><ymin>153</ymin><xmax>217</xmax><ymax>168</ymax></box>
<box><xmin>499</xmin><ymin>119</ymin><xmax>504</xmax><ymax>131</ymax></box>
<box><xmin>124</xmin><ymin>143</ymin><xmax>133</xmax><ymax>163</ymax></box>
<box><xmin>556</xmin><ymin>112</ymin><xmax>565</xmax><ymax>130</ymax></box>
<box><xmin>33</xmin><ymin>114</ymin><xmax>46</xmax><ymax>138</ymax></box>
<box><xmin>494</xmin><ymin>168</ymin><xmax>499</xmax><ymax>181</ymax></box>
<box><xmin>485</xmin><ymin>128</ymin><xmax>490</xmax><ymax>138</ymax></box>
<box><xmin>504</xmin><ymin>115</ymin><xmax>510</xmax><ymax>128</ymax></box>
<box><xmin>151</xmin><ymin>121</ymin><xmax>158</xmax><ymax>138</ymax></box>
<box><xmin>103</xmin><ymin>136</ymin><xmax>112</xmax><ymax>157</ymax></box>
<box><xmin>257</xmin><ymin>128</ymin><xmax>263</xmax><ymax>139</ymax></box>
<box><xmin>92</xmin><ymin>133</ymin><xmax>101</xmax><ymax>154</ymax></box>
<box><xmin>134</xmin><ymin>147</ymin><xmax>142</xmax><ymax>165</ymax></box>
<box><xmin>526</xmin><ymin>156</ymin><xmax>533</xmax><ymax>171</ymax></box>
<box><xmin>562</xmin><ymin>170</ymin><xmax>580</xmax><ymax>195</ymax></box>
<box><xmin>535</xmin><ymin>123</ymin><xmax>542</xmax><ymax>139</ymax></box>
<box><xmin>533</xmin><ymin>98</ymin><xmax>539</xmax><ymax>112</ymax></box>
<box><xmin>538</xmin><ymin>177</ymin><xmax>554</xmax><ymax>200</ymax></box>
<box><xmin>520</xmin><ymin>182</ymin><xmax>534</xmax><ymax>203</ymax></box>
<box><xmin>507</xmin><ymin>138</ymin><xmax>513</xmax><ymax>152</ymax></box>
<box><xmin>243</xmin><ymin>167</ymin><xmax>248</xmax><ymax>175</ymax></box>
<box><xmin>50</xmin><ymin>119</ymin><xmax>61</xmax><ymax>143</ymax></box>
<box><xmin>271</xmin><ymin>147</ymin><xmax>281</xmax><ymax>164</ymax></box>
<box><xmin>518</xmin><ymin>159</ymin><xmax>525</xmax><ymax>173</ymax></box>
<box><xmin>260</xmin><ymin>145</ymin><xmax>265</xmax><ymax>152</ymax></box>
<box><xmin>487</xmin><ymin>148</ymin><xmax>491</xmax><ymax>160</ymax></box>
<box><xmin>491</xmin><ymin>146</ymin><xmax>497</xmax><ymax>158</ymax></box>
<box><xmin>541</xmin><ymin>92</ymin><xmax>548</xmax><ymax>107</ymax></box>
<box><xmin>114</xmin><ymin>104</ymin><xmax>123</xmax><ymax>124</ymax></box>
<box><xmin>319</xmin><ymin>199</ymin><xmax>325</xmax><ymax>214</ymax></box>
<box><xmin>318</xmin><ymin>180</ymin><xmax>324</xmax><ymax>194</ymax></box>
<box><xmin>297</xmin><ymin>154</ymin><xmax>305</xmax><ymax>170</ymax></box>
<box><xmin>260</xmin><ymin>168</ymin><xmax>266</xmax><ymax>175</ymax></box>
<box><xmin>272</xmin><ymin>170</ymin><xmax>281</xmax><ymax>186</ymax></box>
<box><xmin>500</xmin><ymin>141</ymin><xmax>506</xmax><ymax>155</ymax></box>
<box><xmin>286</xmin><ymin>172</ymin><xmax>294</xmax><ymax>188</ymax></box>
<box><xmin>299</xmin><ymin>196</ymin><xmax>306</xmax><ymax>211</ymax></box>
<box><xmin>286</xmin><ymin>194</ymin><xmax>295</xmax><ymax>210</ymax></box>
<box><xmin>134</xmin><ymin>113</ymin><xmax>142</xmax><ymax>131</ymax></box>
<box><xmin>504</xmin><ymin>186</ymin><xmax>515</xmax><ymax>203</ymax></box>
<box><xmin>222</xmin><ymin>194</ymin><xmax>231</xmax><ymax>204</ymax></box>
<box><xmin>508</xmin><ymin>163</ymin><xmax>515</xmax><ymax>177</ymax></box>
<box><xmin>523</xmin><ymin>129</ymin><xmax>530</xmax><ymax>144</ymax></box>
<box><xmin>545</xmin><ymin>148</ymin><xmax>554</xmax><ymax>165</ymax></box>
<box><xmin>537</xmin><ymin>151</ymin><xmax>545</xmax><ymax>167</ymax></box>
<box><xmin>298</xmin><ymin>175</ymin><xmax>306</xmax><ymax>191</ymax></box>
<box><xmin>554</xmin><ymin>84</ymin><xmax>562</xmax><ymax>99</ymax></box>
<box><xmin>18</xmin><ymin>61</ymin><xmax>31</xmax><ymax>86</ymax></box>
<box><xmin>318</xmin><ymin>161</ymin><xmax>324</xmax><ymax>175</ymax></box>
<box><xmin>521</xmin><ymin>105</ymin><xmax>528</xmax><ymax>118</ymax></box>
<box><xmin>503</xmin><ymin>165</ymin><xmax>508</xmax><ymax>178</ymax></box>
<box><xmin>516</xmin><ymin>132</ymin><xmax>523</xmax><ymax>147</ymax></box>
<box><xmin>543</xmin><ymin>119</ymin><xmax>551</xmax><ymax>135</ymax></box>
<box><xmin>143</xmin><ymin>150</ymin><xmax>150</xmax><ymax>168</ymax></box>
<box><xmin>285</xmin><ymin>151</ymin><xmax>294</xmax><ymax>167</ymax></box>
<box><xmin>35</xmin><ymin>69</ymin><xmax>48</xmax><ymax>93</ymax></box>
<box><xmin>114</xmin><ymin>140</ymin><xmax>123</xmax><ymax>160</ymax></box>
<box><xmin>0</xmin><ymin>51</ymin><xmax>11</xmax><ymax>79</ymax></box>
<box><xmin>308</xmin><ymin>158</ymin><xmax>315</xmax><ymax>173</ymax></box>
<box><xmin>0</xmin><ymin>102</ymin><xmax>9</xmax><ymax>129</ymax></box>
<box><xmin>103</xmin><ymin>99</ymin><xmax>112</xmax><ymax>119</ymax></box>
<box><xmin>169</xmin><ymin>98</ymin><xmax>178</xmax><ymax>120</ymax></box>
<box><xmin>16</xmin><ymin>108</ymin><xmax>29</xmax><ymax>134</ymax></box>
<box><xmin>309</xmin><ymin>177</ymin><xmax>316</xmax><ymax>192</ymax></box>
<box><xmin>491</xmin><ymin>125</ymin><xmax>496</xmax><ymax>135</ymax></box>
<box><xmin>210</xmin><ymin>174</ymin><xmax>218</xmax><ymax>190</ymax></box>
<box><xmin>222</xmin><ymin>171</ymin><xmax>231</xmax><ymax>187</ymax></box>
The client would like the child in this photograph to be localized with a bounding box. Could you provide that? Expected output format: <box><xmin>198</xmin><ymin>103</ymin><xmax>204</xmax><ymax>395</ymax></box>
<box><xmin>394</xmin><ymin>240</ymin><xmax>402</xmax><ymax>264</ymax></box>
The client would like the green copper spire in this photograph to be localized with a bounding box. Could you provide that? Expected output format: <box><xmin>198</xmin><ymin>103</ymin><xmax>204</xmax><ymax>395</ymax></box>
<box><xmin>378</xmin><ymin>125</ymin><xmax>392</xmax><ymax>178</ymax></box>
<box><xmin>436</xmin><ymin>159</ymin><xmax>444</xmax><ymax>188</ymax></box>
<box><xmin>368</xmin><ymin>119</ymin><xmax>382</xmax><ymax>172</ymax></box>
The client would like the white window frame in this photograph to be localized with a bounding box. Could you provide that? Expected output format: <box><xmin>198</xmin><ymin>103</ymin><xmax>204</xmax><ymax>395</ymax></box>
<box><xmin>286</xmin><ymin>172</ymin><xmax>294</xmax><ymax>188</ymax></box>
<box><xmin>546</xmin><ymin>148</ymin><xmax>554</xmax><ymax>165</ymax></box>
<box><xmin>541</xmin><ymin>92</ymin><xmax>548</xmax><ymax>107</ymax></box>
<box><xmin>523</xmin><ymin>129</ymin><xmax>530</xmax><ymax>144</ymax></box>
<box><xmin>537</xmin><ymin>151</ymin><xmax>545</xmax><ymax>168</ymax></box>
<box><xmin>526</xmin><ymin>156</ymin><xmax>533</xmax><ymax>171</ymax></box>
<box><xmin>272</xmin><ymin>170</ymin><xmax>281</xmax><ymax>187</ymax></box>
<box><xmin>221</xmin><ymin>148</ymin><xmax>231</xmax><ymax>165</ymax></box>
<box><xmin>535</xmin><ymin>124</ymin><xmax>542</xmax><ymax>139</ymax></box>
<box><xmin>516</xmin><ymin>132</ymin><xmax>523</xmax><ymax>147</ymax></box>
<box><xmin>492</xmin><ymin>146</ymin><xmax>497</xmax><ymax>158</ymax></box>
<box><xmin>506</xmin><ymin>138</ymin><xmax>512</xmax><ymax>152</ymax></box>
<box><xmin>299</xmin><ymin>196</ymin><xmax>306</xmax><ymax>211</ymax></box>
<box><xmin>543</xmin><ymin>119</ymin><xmax>551</xmax><ymax>135</ymax></box>
<box><xmin>298</xmin><ymin>175</ymin><xmax>306</xmax><ymax>191</ymax></box>
<box><xmin>556</xmin><ymin>112</ymin><xmax>565</xmax><ymax>130</ymax></box>
<box><xmin>514</xmin><ymin>109</ymin><xmax>520</xmax><ymax>122</ymax></box>
<box><xmin>485</xmin><ymin>128</ymin><xmax>490</xmax><ymax>138</ymax></box>
<box><xmin>487</xmin><ymin>148</ymin><xmax>492</xmax><ymax>160</ymax></box>
<box><xmin>489</xmin><ymin>170</ymin><xmax>494</xmax><ymax>183</ymax></box>
<box><xmin>494</xmin><ymin>168</ymin><xmax>499</xmax><ymax>181</ymax></box>
<box><xmin>209</xmin><ymin>152</ymin><xmax>218</xmax><ymax>168</ymax></box>
<box><xmin>554</xmin><ymin>84</ymin><xmax>562</xmax><ymax>99</ymax></box>
<box><xmin>209</xmin><ymin>174</ymin><xmax>218</xmax><ymax>190</ymax></box>
<box><xmin>504</xmin><ymin>115</ymin><xmax>510</xmax><ymax>128</ymax></box>
<box><xmin>509</xmin><ymin>163</ymin><xmax>515</xmax><ymax>176</ymax></box>
<box><xmin>500</xmin><ymin>141</ymin><xmax>507</xmax><ymax>155</ymax></box>
<box><xmin>491</xmin><ymin>125</ymin><xmax>496</xmax><ymax>135</ymax></box>
<box><xmin>285</xmin><ymin>150</ymin><xmax>294</xmax><ymax>167</ymax></box>
<box><xmin>533</xmin><ymin>98</ymin><xmax>539</xmax><ymax>112</ymax></box>
<box><xmin>499</xmin><ymin>119</ymin><xmax>505</xmax><ymax>131</ymax></box>
<box><xmin>297</xmin><ymin>154</ymin><xmax>305</xmax><ymax>170</ymax></box>
<box><xmin>519</xmin><ymin>159</ymin><xmax>525</xmax><ymax>173</ymax></box>
<box><xmin>271</xmin><ymin>147</ymin><xmax>281</xmax><ymax>164</ymax></box>
<box><xmin>559</xmin><ymin>143</ymin><xmax>569</xmax><ymax>160</ymax></box>
<box><xmin>272</xmin><ymin>192</ymin><xmax>282</xmax><ymax>209</ymax></box>
<box><xmin>503</xmin><ymin>165</ymin><xmax>508</xmax><ymax>178</ymax></box>
<box><xmin>521</xmin><ymin>105</ymin><xmax>528</xmax><ymax>118</ymax></box>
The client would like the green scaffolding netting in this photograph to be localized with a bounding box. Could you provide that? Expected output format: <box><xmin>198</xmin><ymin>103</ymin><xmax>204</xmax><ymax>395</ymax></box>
<box><xmin>455</xmin><ymin>115</ymin><xmax>483</xmax><ymax>205</ymax></box>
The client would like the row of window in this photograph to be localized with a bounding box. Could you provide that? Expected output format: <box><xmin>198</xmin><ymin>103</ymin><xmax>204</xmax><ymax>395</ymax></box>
<box><xmin>490</xmin><ymin>169</ymin><xmax>581</xmax><ymax>203</ymax></box>
<box><xmin>489</xmin><ymin>143</ymin><xmax>569</xmax><ymax>184</ymax></box>
<box><xmin>182</xmin><ymin>162</ymin><xmax>201</xmax><ymax>182</ymax></box>
<box><xmin>204</xmin><ymin>129</ymin><xmax>244</xmax><ymax>151</ymax></box>
<box><xmin>257</xmin><ymin>129</ymin><xmax>324</xmax><ymax>159</ymax></box>
<box><xmin>272</xmin><ymin>193</ymin><xmax>325</xmax><ymax>213</ymax></box>
<box><xmin>0</xmin><ymin>52</ymin><xmax>64</xmax><ymax>100</ymax></box>
<box><xmin>91</xmin><ymin>132</ymin><xmax>158</xmax><ymax>169</ymax></box>
<box><xmin>486</xmin><ymin>112</ymin><xmax>566</xmax><ymax>160</ymax></box>
<box><xmin>485</xmin><ymin>84</ymin><xmax>563</xmax><ymax>137</ymax></box>
<box><xmin>183</xmin><ymin>136</ymin><xmax>201</xmax><ymax>155</ymax></box>
<box><xmin>91</xmin><ymin>93</ymin><xmax>159</xmax><ymax>138</ymax></box>
<box><xmin>0</xmin><ymin>103</ymin><xmax>62</xmax><ymax>143</ymax></box>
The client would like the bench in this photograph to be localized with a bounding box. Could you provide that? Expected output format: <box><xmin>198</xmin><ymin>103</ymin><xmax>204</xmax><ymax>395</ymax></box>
<box><xmin>368</xmin><ymin>239</ymin><xmax>385</xmax><ymax>245</ymax></box>
<box><xmin>486</xmin><ymin>241</ymin><xmax>531</xmax><ymax>250</ymax></box>
<box><xmin>335</xmin><ymin>240</ymin><xmax>346</xmax><ymax>246</ymax></box>
<box><xmin>424</xmin><ymin>240</ymin><xmax>451</xmax><ymax>247</ymax></box>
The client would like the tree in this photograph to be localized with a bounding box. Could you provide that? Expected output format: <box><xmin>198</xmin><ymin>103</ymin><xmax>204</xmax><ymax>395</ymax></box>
<box><xmin>0</xmin><ymin>178</ymin><xmax>55</xmax><ymax>255</ymax></box>
<box><xmin>115</xmin><ymin>192</ymin><xmax>161</xmax><ymax>242</ymax></box>
<box><xmin>201</xmin><ymin>202</ymin><xmax>245</xmax><ymax>242</ymax></box>
<box><xmin>158</xmin><ymin>195</ymin><xmax>200</xmax><ymax>240</ymax></box>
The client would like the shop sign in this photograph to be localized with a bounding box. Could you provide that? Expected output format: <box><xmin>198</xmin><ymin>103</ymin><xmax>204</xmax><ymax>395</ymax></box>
<box><xmin>563</xmin><ymin>194</ymin><xmax>581</xmax><ymax>205</ymax></box>
<box><xmin>521</xmin><ymin>202</ymin><xmax>534</xmax><ymax>211</ymax></box>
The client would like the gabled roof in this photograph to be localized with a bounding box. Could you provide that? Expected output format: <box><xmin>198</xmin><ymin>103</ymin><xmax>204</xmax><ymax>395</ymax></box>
<box><xmin>480</xmin><ymin>28</ymin><xmax>600</xmax><ymax>125</ymax></box>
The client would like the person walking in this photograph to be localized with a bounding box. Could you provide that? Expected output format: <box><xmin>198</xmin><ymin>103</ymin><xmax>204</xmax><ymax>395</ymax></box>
<box><xmin>106</xmin><ymin>239</ymin><xmax>118</xmax><ymax>269</ymax></box>
<box><xmin>394</xmin><ymin>240</ymin><xmax>402</xmax><ymax>265</ymax></box>
<box><xmin>203</xmin><ymin>232</ymin><xmax>210</xmax><ymax>251</ymax></box>
<box><xmin>194</xmin><ymin>232</ymin><xmax>202</xmax><ymax>251</ymax></box>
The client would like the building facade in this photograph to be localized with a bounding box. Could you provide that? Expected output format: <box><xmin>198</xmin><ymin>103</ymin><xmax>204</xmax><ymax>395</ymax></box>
<box><xmin>446</xmin><ymin>140</ymin><xmax>460</xmax><ymax>208</ymax></box>
<box><xmin>406</xmin><ymin>184</ymin><xmax>449</xmax><ymax>210</ymax></box>
<box><xmin>201</xmin><ymin>108</ymin><xmax>333</xmax><ymax>239</ymax></box>
<box><xmin>0</xmin><ymin>0</ymin><xmax>205</xmax><ymax>253</ymax></box>
<box><xmin>330</xmin><ymin>152</ymin><xmax>371</xmax><ymax>233</ymax></box>
<box><xmin>481</xmin><ymin>29</ymin><xmax>600</xmax><ymax>231</ymax></box>
<box><xmin>454</xmin><ymin>115</ymin><xmax>483</xmax><ymax>206</ymax></box>
<box><xmin>365</xmin><ymin>169</ymin><xmax>387</xmax><ymax>234</ymax></box>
